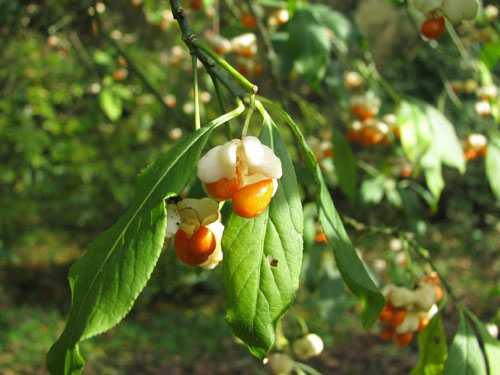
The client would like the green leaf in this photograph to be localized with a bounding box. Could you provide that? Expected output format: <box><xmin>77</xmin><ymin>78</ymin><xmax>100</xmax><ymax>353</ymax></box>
<box><xmin>486</xmin><ymin>135</ymin><xmax>500</xmax><ymax>200</ymax></box>
<box><xmin>221</xmin><ymin>121</ymin><xmax>303</xmax><ymax>361</ymax></box>
<box><xmin>286</xmin><ymin>4</ymin><xmax>331</xmax><ymax>83</ymax></box>
<box><xmin>318</xmin><ymin>266</ymin><xmax>346</xmax><ymax>327</ymax></box>
<box><xmin>93</xmin><ymin>50</ymin><xmax>112</xmax><ymax>65</ymax></box>
<box><xmin>259</xmin><ymin>98</ymin><xmax>384</xmax><ymax>328</ymax></box>
<box><xmin>410</xmin><ymin>314</ymin><xmax>448</xmax><ymax>375</ymax></box>
<box><xmin>466</xmin><ymin>311</ymin><xmax>500</xmax><ymax>375</ymax></box>
<box><xmin>99</xmin><ymin>88</ymin><xmax>122</xmax><ymax>121</ymax></box>
<box><xmin>47</xmin><ymin>105</ymin><xmax>245</xmax><ymax>375</ymax></box>
<box><xmin>399</xmin><ymin>187</ymin><xmax>426</xmax><ymax>237</ymax></box>
<box><xmin>398</xmin><ymin>99</ymin><xmax>465</xmax><ymax>200</ymax></box>
<box><xmin>479</xmin><ymin>41</ymin><xmax>500</xmax><ymax>70</ymax></box>
<box><xmin>444</xmin><ymin>310</ymin><xmax>487</xmax><ymax>375</ymax></box>
<box><xmin>397</xmin><ymin>100</ymin><xmax>432</xmax><ymax>165</ymax></box>
<box><xmin>422</xmin><ymin>104</ymin><xmax>465</xmax><ymax>174</ymax></box>
<box><xmin>360</xmin><ymin>175</ymin><xmax>385</xmax><ymax>206</ymax></box>
<box><xmin>331</xmin><ymin>128</ymin><xmax>357</xmax><ymax>203</ymax></box>
<box><xmin>310</xmin><ymin>4</ymin><xmax>354</xmax><ymax>54</ymax></box>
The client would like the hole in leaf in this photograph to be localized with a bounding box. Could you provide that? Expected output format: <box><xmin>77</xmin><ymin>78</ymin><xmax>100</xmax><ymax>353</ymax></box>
<box><xmin>267</xmin><ymin>255</ymin><xmax>278</xmax><ymax>268</ymax></box>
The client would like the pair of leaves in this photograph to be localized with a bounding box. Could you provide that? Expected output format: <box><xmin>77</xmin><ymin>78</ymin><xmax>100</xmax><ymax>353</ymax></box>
<box><xmin>411</xmin><ymin>311</ymin><xmax>500</xmax><ymax>375</ymax></box>
<box><xmin>397</xmin><ymin>99</ymin><xmax>465</xmax><ymax>201</ymax></box>
<box><xmin>46</xmin><ymin>105</ymin><xmax>244</xmax><ymax>375</ymax></box>
<box><xmin>260</xmin><ymin>98</ymin><xmax>384</xmax><ymax>329</ymax></box>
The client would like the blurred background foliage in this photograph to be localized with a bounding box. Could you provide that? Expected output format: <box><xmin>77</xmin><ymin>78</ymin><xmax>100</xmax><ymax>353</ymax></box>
<box><xmin>1</xmin><ymin>0</ymin><xmax>499</xmax><ymax>374</ymax></box>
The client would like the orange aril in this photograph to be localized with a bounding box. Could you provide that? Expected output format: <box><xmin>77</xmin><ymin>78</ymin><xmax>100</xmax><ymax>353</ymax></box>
<box><xmin>379</xmin><ymin>302</ymin><xmax>394</xmax><ymax>323</ymax></box>
<box><xmin>464</xmin><ymin>148</ymin><xmax>477</xmax><ymax>161</ymax></box>
<box><xmin>395</xmin><ymin>332</ymin><xmax>413</xmax><ymax>348</ymax></box>
<box><xmin>476</xmin><ymin>146</ymin><xmax>488</xmax><ymax>157</ymax></box>
<box><xmin>421</xmin><ymin>17</ymin><xmax>445</xmax><ymax>39</ymax></box>
<box><xmin>401</xmin><ymin>166</ymin><xmax>412</xmax><ymax>179</ymax></box>
<box><xmin>418</xmin><ymin>318</ymin><xmax>430</xmax><ymax>332</ymax></box>
<box><xmin>434</xmin><ymin>285</ymin><xmax>443</xmax><ymax>301</ymax></box>
<box><xmin>189</xmin><ymin>226</ymin><xmax>216</xmax><ymax>257</ymax></box>
<box><xmin>391</xmin><ymin>309</ymin><xmax>407</xmax><ymax>327</ymax></box>
<box><xmin>189</xmin><ymin>0</ymin><xmax>203</xmax><ymax>11</ymax></box>
<box><xmin>351</xmin><ymin>105</ymin><xmax>373</xmax><ymax>121</ymax></box>
<box><xmin>241</xmin><ymin>13</ymin><xmax>257</xmax><ymax>28</ymax></box>
<box><xmin>315</xmin><ymin>232</ymin><xmax>329</xmax><ymax>243</ymax></box>
<box><xmin>380</xmin><ymin>325</ymin><xmax>395</xmax><ymax>341</ymax></box>
<box><xmin>174</xmin><ymin>229</ymin><xmax>209</xmax><ymax>266</ymax></box>
<box><xmin>232</xmin><ymin>179</ymin><xmax>274</xmax><ymax>218</ymax></box>
<box><xmin>346</xmin><ymin>130</ymin><xmax>360</xmax><ymax>143</ymax></box>
<box><xmin>323</xmin><ymin>149</ymin><xmax>334</xmax><ymax>158</ymax></box>
<box><xmin>205</xmin><ymin>169</ymin><xmax>242</xmax><ymax>200</ymax></box>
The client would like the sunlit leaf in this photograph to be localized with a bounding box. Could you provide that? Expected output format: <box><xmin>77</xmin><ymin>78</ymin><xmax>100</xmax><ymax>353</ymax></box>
<box><xmin>46</xmin><ymin>106</ymin><xmax>245</xmax><ymax>375</ymax></box>
<box><xmin>444</xmin><ymin>310</ymin><xmax>487</xmax><ymax>375</ymax></box>
<box><xmin>260</xmin><ymin>98</ymin><xmax>385</xmax><ymax>328</ymax></box>
<box><xmin>410</xmin><ymin>314</ymin><xmax>447</xmax><ymax>375</ymax></box>
<box><xmin>331</xmin><ymin>128</ymin><xmax>357</xmax><ymax>203</ymax></box>
<box><xmin>486</xmin><ymin>135</ymin><xmax>500</xmax><ymax>200</ymax></box>
<box><xmin>222</xmin><ymin>120</ymin><xmax>303</xmax><ymax>361</ymax></box>
<box><xmin>466</xmin><ymin>310</ymin><xmax>500</xmax><ymax>375</ymax></box>
<box><xmin>99</xmin><ymin>88</ymin><xmax>122</xmax><ymax>121</ymax></box>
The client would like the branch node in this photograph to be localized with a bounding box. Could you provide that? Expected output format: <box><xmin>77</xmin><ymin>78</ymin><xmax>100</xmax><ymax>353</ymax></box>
<box><xmin>174</xmin><ymin>7</ymin><xmax>187</xmax><ymax>19</ymax></box>
<box><xmin>206</xmin><ymin>57</ymin><xmax>216</xmax><ymax>67</ymax></box>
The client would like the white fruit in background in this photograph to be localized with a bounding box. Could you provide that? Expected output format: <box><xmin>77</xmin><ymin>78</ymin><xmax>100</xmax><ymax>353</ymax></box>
<box><xmin>441</xmin><ymin>0</ymin><xmax>478</xmax><ymax>23</ymax></box>
<box><xmin>293</xmin><ymin>333</ymin><xmax>324</xmax><ymax>360</ymax></box>
<box><xmin>267</xmin><ymin>353</ymin><xmax>294</xmax><ymax>375</ymax></box>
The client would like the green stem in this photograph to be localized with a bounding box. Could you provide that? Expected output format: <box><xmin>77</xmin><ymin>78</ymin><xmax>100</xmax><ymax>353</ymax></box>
<box><xmin>242</xmin><ymin>94</ymin><xmax>256</xmax><ymax>136</ymax></box>
<box><xmin>169</xmin><ymin>0</ymin><xmax>249</xmax><ymax>100</ymax></box>
<box><xmin>192</xmin><ymin>54</ymin><xmax>201</xmax><ymax>130</ymax></box>
<box><xmin>244</xmin><ymin>0</ymin><xmax>284</xmax><ymax>94</ymax></box>
<box><xmin>372</xmin><ymin>68</ymin><xmax>401</xmax><ymax>104</ymax></box>
<box><xmin>412</xmin><ymin>245</ymin><xmax>458</xmax><ymax>305</ymax></box>
<box><xmin>193</xmin><ymin>40</ymin><xmax>258</xmax><ymax>94</ymax></box>
<box><xmin>211</xmin><ymin>74</ymin><xmax>232</xmax><ymax>139</ymax></box>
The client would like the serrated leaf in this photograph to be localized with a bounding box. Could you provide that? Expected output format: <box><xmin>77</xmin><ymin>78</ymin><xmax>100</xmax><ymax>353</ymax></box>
<box><xmin>221</xmin><ymin>121</ymin><xmax>303</xmax><ymax>361</ymax></box>
<box><xmin>466</xmin><ymin>311</ymin><xmax>500</xmax><ymax>375</ymax></box>
<box><xmin>47</xmin><ymin>105</ymin><xmax>245</xmax><ymax>375</ymax></box>
<box><xmin>444</xmin><ymin>310</ymin><xmax>487</xmax><ymax>375</ymax></box>
<box><xmin>331</xmin><ymin>128</ymin><xmax>357</xmax><ymax>203</ymax></box>
<box><xmin>259</xmin><ymin>98</ymin><xmax>384</xmax><ymax>329</ymax></box>
<box><xmin>486</xmin><ymin>136</ymin><xmax>500</xmax><ymax>200</ymax></box>
<box><xmin>99</xmin><ymin>88</ymin><xmax>122</xmax><ymax>121</ymax></box>
<box><xmin>410</xmin><ymin>314</ymin><xmax>447</xmax><ymax>375</ymax></box>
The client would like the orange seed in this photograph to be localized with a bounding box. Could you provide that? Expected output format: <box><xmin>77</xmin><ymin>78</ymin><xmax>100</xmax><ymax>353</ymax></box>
<box><xmin>232</xmin><ymin>179</ymin><xmax>274</xmax><ymax>218</ymax></box>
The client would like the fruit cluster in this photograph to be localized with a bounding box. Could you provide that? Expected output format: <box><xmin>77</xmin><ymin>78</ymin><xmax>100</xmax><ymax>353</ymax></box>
<box><xmin>413</xmin><ymin>0</ymin><xmax>478</xmax><ymax>39</ymax></box>
<box><xmin>378</xmin><ymin>281</ymin><xmax>443</xmax><ymax>347</ymax></box>
<box><xmin>165</xmin><ymin>137</ymin><xmax>283</xmax><ymax>268</ymax></box>
<box><xmin>166</xmin><ymin>198</ymin><xmax>224</xmax><ymax>269</ymax></box>
<box><xmin>198</xmin><ymin>136</ymin><xmax>282</xmax><ymax>218</ymax></box>
<box><xmin>464</xmin><ymin>133</ymin><xmax>488</xmax><ymax>162</ymax></box>
<box><xmin>343</xmin><ymin>72</ymin><xmax>399</xmax><ymax>146</ymax></box>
